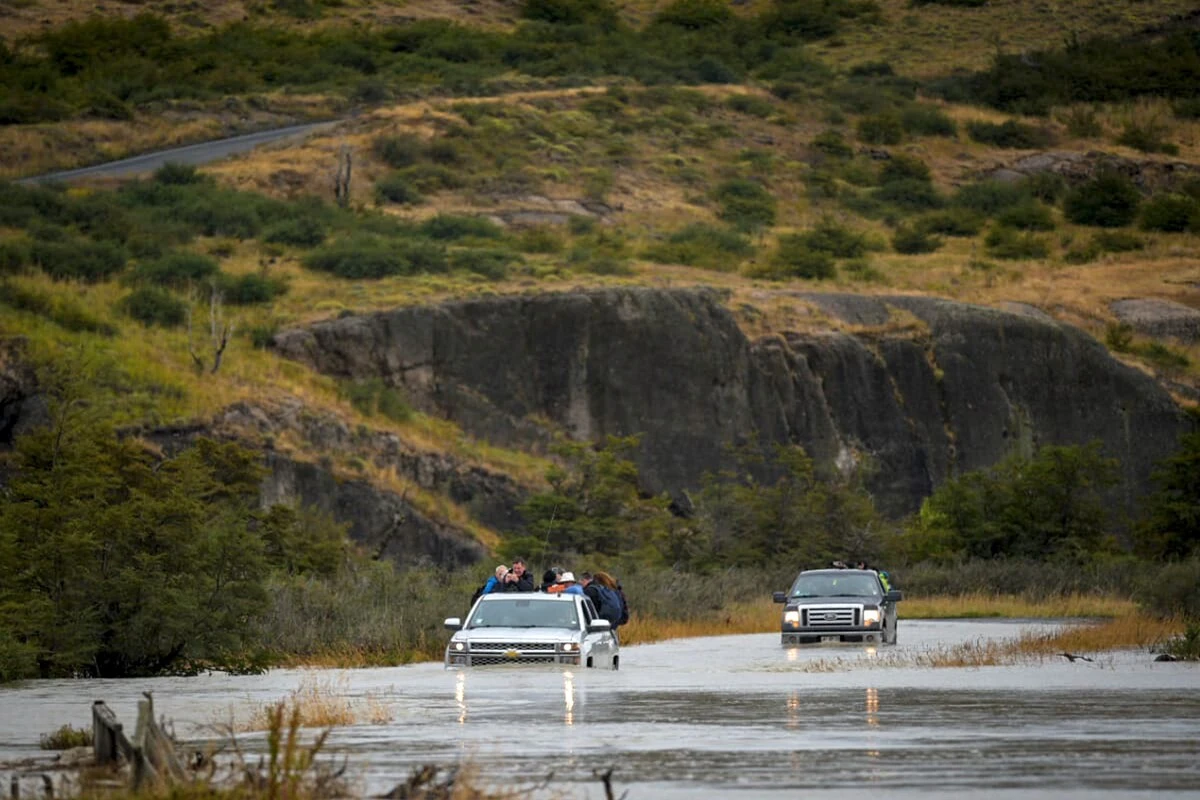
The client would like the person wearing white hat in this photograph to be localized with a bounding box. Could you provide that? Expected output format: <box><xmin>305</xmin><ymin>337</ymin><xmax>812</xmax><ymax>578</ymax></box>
<box><xmin>557</xmin><ymin>571</ymin><xmax>585</xmax><ymax>596</ymax></box>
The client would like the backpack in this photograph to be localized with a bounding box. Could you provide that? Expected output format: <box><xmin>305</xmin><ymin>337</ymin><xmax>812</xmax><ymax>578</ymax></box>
<box><xmin>593</xmin><ymin>584</ymin><xmax>622</xmax><ymax>627</ymax></box>
<box><xmin>615</xmin><ymin>584</ymin><xmax>630</xmax><ymax>626</ymax></box>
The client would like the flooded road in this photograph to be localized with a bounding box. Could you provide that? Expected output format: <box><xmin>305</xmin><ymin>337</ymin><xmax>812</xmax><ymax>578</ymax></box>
<box><xmin>2</xmin><ymin>619</ymin><xmax>1198</xmax><ymax>798</ymax></box>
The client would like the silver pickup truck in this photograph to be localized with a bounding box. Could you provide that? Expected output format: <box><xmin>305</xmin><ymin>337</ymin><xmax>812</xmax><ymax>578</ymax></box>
<box><xmin>772</xmin><ymin>568</ymin><xmax>902</xmax><ymax>645</ymax></box>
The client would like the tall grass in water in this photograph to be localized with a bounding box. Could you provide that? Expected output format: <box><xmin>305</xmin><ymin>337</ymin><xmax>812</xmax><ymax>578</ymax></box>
<box><xmin>239</xmin><ymin>674</ymin><xmax>392</xmax><ymax>732</ymax></box>
<box><xmin>901</xmin><ymin>593</ymin><xmax>1136</xmax><ymax>619</ymax></box>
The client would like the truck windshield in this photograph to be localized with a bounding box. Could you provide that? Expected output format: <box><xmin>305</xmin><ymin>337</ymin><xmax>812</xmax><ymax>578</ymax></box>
<box><xmin>790</xmin><ymin>573</ymin><xmax>881</xmax><ymax>598</ymax></box>
<box><xmin>467</xmin><ymin>599</ymin><xmax>580</xmax><ymax>629</ymax></box>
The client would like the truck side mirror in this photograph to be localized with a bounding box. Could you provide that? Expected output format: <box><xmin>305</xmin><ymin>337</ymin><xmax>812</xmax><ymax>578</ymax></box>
<box><xmin>886</xmin><ymin>590</ymin><xmax>903</xmax><ymax>602</ymax></box>
<box><xmin>772</xmin><ymin>591</ymin><xmax>787</xmax><ymax>604</ymax></box>
<box><xmin>444</xmin><ymin>617</ymin><xmax>462</xmax><ymax>630</ymax></box>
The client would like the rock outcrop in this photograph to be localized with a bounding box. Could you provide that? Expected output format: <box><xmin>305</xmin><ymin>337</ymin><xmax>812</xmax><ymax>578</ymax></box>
<box><xmin>985</xmin><ymin>150</ymin><xmax>1197</xmax><ymax>193</ymax></box>
<box><xmin>272</xmin><ymin>288</ymin><xmax>1187</xmax><ymax>516</ymax></box>
<box><xmin>1111</xmin><ymin>298</ymin><xmax>1200</xmax><ymax>344</ymax></box>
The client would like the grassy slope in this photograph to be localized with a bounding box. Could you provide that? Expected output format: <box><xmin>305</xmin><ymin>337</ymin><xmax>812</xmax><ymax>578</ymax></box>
<box><xmin>3</xmin><ymin>0</ymin><xmax>1200</xmax><ymax>551</ymax></box>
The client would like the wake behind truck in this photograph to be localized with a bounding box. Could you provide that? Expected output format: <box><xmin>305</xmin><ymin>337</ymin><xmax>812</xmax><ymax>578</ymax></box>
<box><xmin>772</xmin><ymin>568</ymin><xmax>902</xmax><ymax>645</ymax></box>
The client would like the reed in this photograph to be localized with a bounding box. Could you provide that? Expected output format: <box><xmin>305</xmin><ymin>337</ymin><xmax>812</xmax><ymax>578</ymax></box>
<box><xmin>900</xmin><ymin>592</ymin><xmax>1137</xmax><ymax>619</ymax></box>
<box><xmin>238</xmin><ymin>673</ymin><xmax>392</xmax><ymax>732</ymax></box>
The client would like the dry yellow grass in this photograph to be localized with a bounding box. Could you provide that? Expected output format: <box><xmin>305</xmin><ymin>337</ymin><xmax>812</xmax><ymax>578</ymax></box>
<box><xmin>899</xmin><ymin>592</ymin><xmax>1138</xmax><ymax>619</ymax></box>
<box><xmin>236</xmin><ymin>673</ymin><xmax>393</xmax><ymax>731</ymax></box>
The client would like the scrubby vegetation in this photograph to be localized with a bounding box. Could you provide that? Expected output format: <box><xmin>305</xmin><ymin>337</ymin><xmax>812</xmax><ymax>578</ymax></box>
<box><xmin>3</xmin><ymin>0</ymin><xmax>1200</xmax><ymax>683</ymax></box>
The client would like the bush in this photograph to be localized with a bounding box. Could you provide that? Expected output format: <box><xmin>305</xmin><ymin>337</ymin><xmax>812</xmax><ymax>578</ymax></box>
<box><xmin>812</xmin><ymin>130</ymin><xmax>854</xmax><ymax>158</ymax></box>
<box><xmin>996</xmin><ymin>201</ymin><xmax>1056</xmax><ymax>231</ymax></box>
<box><xmin>119</xmin><ymin>286</ymin><xmax>187</xmax><ymax>328</ymax></box>
<box><xmin>984</xmin><ymin>226</ymin><xmax>1050</xmax><ymax>260</ymax></box>
<box><xmin>1117</xmin><ymin>121</ymin><xmax>1177</xmax><ymax>155</ymax></box>
<box><xmin>375</xmin><ymin>174</ymin><xmax>423</xmax><ymax>205</ymax></box>
<box><xmin>420</xmin><ymin>214</ymin><xmax>503</xmax><ymax>240</ymax></box>
<box><xmin>642</xmin><ymin>223</ymin><xmax>754</xmax><ymax>272</ymax></box>
<box><xmin>1063</xmin><ymin>173</ymin><xmax>1141</xmax><ymax>228</ymax></box>
<box><xmin>768</xmin><ymin>234</ymin><xmax>837</xmax><ymax>279</ymax></box>
<box><xmin>1059</xmin><ymin>106</ymin><xmax>1103</xmax><ymax>138</ymax></box>
<box><xmin>1022</xmin><ymin>172</ymin><xmax>1068</xmax><ymax>204</ymax></box>
<box><xmin>966</xmin><ymin>120</ymin><xmax>1055</xmax><ymax>149</ymax></box>
<box><xmin>515</xmin><ymin>227</ymin><xmax>564</xmax><ymax>254</ymax></box>
<box><xmin>40</xmin><ymin>725</ymin><xmax>92</xmax><ymax>750</ymax></box>
<box><xmin>0</xmin><ymin>239</ymin><xmax>30</xmax><ymax>275</ymax></box>
<box><xmin>892</xmin><ymin>225</ymin><xmax>942</xmax><ymax>254</ymax></box>
<box><xmin>372</xmin><ymin>133</ymin><xmax>426</xmax><ymax>168</ymax></box>
<box><xmin>873</xmin><ymin>179</ymin><xmax>943</xmax><ymax>211</ymax></box>
<box><xmin>341</xmin><ymin>377</ymin><xmax>414</xmax><ymax>423</ymax></box>
<box><xmin>448</xmin><ymin>248</ymin><xmax>518</xmax><ymax>279</ymax></box>
<box><xmin>1139</xmin><ymin>194</ymin><xmax>1199</xmax><ymax>233</ymax></box>
<box><xmin>30</xmin><ymin>239</ymin><xmax>127</xmax><ymax>282</ymax></box>
<box><xmin>953</xmin><ymin>180</ymin><xmax>1032</xmax><ymax>215</ymax></box>
<box><xmin>857</xmin><ymin>113</ymin><xmax>903</xmax><ymax>145</ymax></box>
<box><xmin>725</xmin><ymin>94</ymin><xmax>775</xmax><ymax>118</ymax></box>
<box><xmin>0</xmin><ymin>280</ymin><xmax>117</xmax><ymax>336</ymax></box>
<box><xmin>900</xmin><ymin>104</ymin><xmax>957</xmax><ymax>137</ymax></box>
<box><xmin>798</xmin><ymin>219</ymin><xmax>873</xmax><ymax>258</ymax></box>
<box><xmin>215</xmin><ymin>272</ymin><xmax>287</xmax><ymax>305</ymax></box>
<box><xmin>1093</xmin><ymin>229</ymin><xmax>1145</xmax><ymax>253</ymax></box>
<box><xmin>879</xmin><ymin>154</ymin><xmax>931</xmax><ymax>185</ymax></box>
<box><xmin>153</xmin><ymin>162</ymin><xmax>207</xmax><ymax>185</ymax></box>
<box><xmin>915</xmin><ymin>209</ymin><xmax>984</xmax><ymax>237</ymax></box>
<box><xmin>263</xmin><ymin>217</ymin><xmax>328</xmax><ymax>247</ymax></box>
<box><xmin>132</xmin><ymin>252</ymin><xmax>220</xmax><ymax>287</ymax></box>
<box><xmin>713</xmin><ymin>179</ymin><xmax>777</xmax><ymax>232</ymax></box>
<box><xmin>303</xmin><ymin>235</ymin><xmax>447</xmax><ymax>279</ymax></box>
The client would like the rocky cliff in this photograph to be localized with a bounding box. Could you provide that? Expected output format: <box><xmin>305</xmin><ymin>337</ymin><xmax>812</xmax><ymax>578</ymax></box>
<box><xmin>273</xmin><ymin>288</ymin><xmax>1187</xmax><ymax>516</ymax></box>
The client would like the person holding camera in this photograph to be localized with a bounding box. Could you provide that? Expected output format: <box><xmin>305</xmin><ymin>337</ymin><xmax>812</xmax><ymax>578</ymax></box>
<box><xmin>498</xmin><ymin>556</ymin><xmax>535</xmax><ymax>592</ymax></box>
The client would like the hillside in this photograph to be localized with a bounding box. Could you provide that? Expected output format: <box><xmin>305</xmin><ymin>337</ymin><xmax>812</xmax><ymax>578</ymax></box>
<box><xmin>3</xmin><ymin>0</ymin><xmax>1200</xmax><ymax>566</ymax></box>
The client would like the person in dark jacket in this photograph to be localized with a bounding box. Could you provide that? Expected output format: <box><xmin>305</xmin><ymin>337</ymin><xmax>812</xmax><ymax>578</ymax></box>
<box><xmin>580</xmin><ymin>572</ymin><xmax>603</xmax><ymax>610</ymax></box>
<box><xmin>539</xmin><ymin>566</ymin><xmax>563</xmax><ymax>592</ymax></box>
<box><xmin>498</xmin><ymin>556</ymin><xmax>535</xmax><ymax>592</ymax></box>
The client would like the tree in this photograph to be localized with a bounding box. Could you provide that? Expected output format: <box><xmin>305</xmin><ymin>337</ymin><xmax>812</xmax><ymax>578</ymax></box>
<box><xmin>1137</xmin><ymin>430</ymin><xmax>1200</xmax><ymax>559</ymax></box>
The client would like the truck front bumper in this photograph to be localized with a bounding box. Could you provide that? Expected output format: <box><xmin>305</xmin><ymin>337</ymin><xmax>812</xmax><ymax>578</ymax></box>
<box><xmin>781</xmin><ymin>628</ymin><xmax>883</xmax><ymax>645</ymax></box>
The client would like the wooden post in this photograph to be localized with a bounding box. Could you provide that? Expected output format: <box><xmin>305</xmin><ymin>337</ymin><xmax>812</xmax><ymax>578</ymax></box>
<box><xmin>92</xmin><ymin>702</ymin><xmax>131</xmax><ymax>765</ymax></box>
<box><xmin>132</xmin><ymin>693</ymin><xmax>185</xmax><ymax>788</ymax></box>
<box><xmin>10</xmin><ymin>773</ymin><xmax>18</xmax><ymax>800</ymax></box>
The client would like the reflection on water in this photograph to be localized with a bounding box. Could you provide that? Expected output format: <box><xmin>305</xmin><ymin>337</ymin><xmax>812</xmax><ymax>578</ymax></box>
<box><xmin>865</xmin><ymin>686</ymin><xmax>879</xmax><ymax>727</ymax></box>
<box><xmin>563</xmin><ymin>671</ymin><xmax>575</xmax><ymax>726</ymax></box>
<box><xmin>455</xmin><ymin>671</ymin><xmax>467</xmax><ymax>725</ymax></box>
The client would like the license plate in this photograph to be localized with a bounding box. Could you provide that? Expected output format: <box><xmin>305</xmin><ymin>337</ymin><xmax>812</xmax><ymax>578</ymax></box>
<box><xmin>821</xmin><ymin>636</ymin><xmax>840</xmax><ymax>643</ymax></box>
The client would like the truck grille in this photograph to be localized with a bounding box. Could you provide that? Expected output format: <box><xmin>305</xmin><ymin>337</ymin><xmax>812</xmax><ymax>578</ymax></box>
<box><xmin>470</xmin><ymin>655</ymin><xmax>558</xmax><ymax>666</ymax></box>
<box><xmin>472</xmin><ymin>641</ymin><xmax>556</xmax><ymax>652</ymax></box>
<box><xmin>802</xmin><ymin>606</ymin><xmax>860</xmax><ymax>627</ymax></box>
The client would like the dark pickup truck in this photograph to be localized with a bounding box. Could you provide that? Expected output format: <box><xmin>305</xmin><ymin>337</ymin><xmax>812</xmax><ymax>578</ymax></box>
<box><xmin>773</xmin><ymin>568</ymin><xmax>902</xmax><ymax>645</ymax></box>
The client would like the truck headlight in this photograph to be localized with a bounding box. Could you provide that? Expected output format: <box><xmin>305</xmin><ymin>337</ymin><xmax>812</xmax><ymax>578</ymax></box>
<box><xmin>783</xmin><ymin>610</ymin><xmax>800</xmax><ymax>626</ymax></box>
<box><xmin>453</xmin><ymin>641</ymin><xmax>467</xmax><ymax>652</ymax></box>
<box><xmin>558</xmin><ymin>642</ymin><xmax>578</xmax><ymax>652</ymax></box>
<box><xmin>863</xmin><ymin>609</ymin><xmax>880</xmax><ymax>626</ymax></box>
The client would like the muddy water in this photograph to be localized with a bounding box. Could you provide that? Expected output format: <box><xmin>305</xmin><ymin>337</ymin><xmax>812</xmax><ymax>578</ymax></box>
<box><xmin>2</xmin><ymin>620</ymin><xmax>1198</xmax><ymax>798</ymax></box>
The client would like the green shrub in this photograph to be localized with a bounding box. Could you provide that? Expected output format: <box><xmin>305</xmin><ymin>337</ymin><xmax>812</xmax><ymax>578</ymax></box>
<box><xmin>0</xmin><ymin>280</ymin><xmax>117</xmax><ymax>336</ymax></box>
<box><xmin>215</xmin><ymin>273</ymin><xmax>287</xmax><ymax>305</ymax></box>
<box><xmin>857</xmin><ymin>113</ymin><xmax>903</xmax><ymax>145</ymax></box>
<box><xmin>713</xmin><ymin>179</ymin><xmax>777</xmax><ymax>232</ymax></box>
<box><xmin>372</xmin><ymin>133</ymin><xmax>426</xmax><ymax>168</ymax></box>
<box><xmin>1093</xmin><ymin>229</ymin><xmax>1145</xmax><ymax>253</ymax></box>
<box><xmin>953</xmin><ymin>180</ymin><xmax>1032</xmax><ymax>215</ymax></box>
<box><xmin>842</xmin><ymin>258</ymin><xmax>887</xmax><ymax>283</ymax></box>
<box><xmin>375</xmin><ymin>174</ymin><xmax>423</xmax><ymax>205</ymax></box>
<box><xmin>448</xmin><ymin>248</ymin><xmax>518</xmax><ymax>279</ymax></box>
<box><xmin>996</xmin><ymin>201</ymin><xmax>1056</xmax><ymax>231</ymax></box>
<box><xmin>153</xmin><ymin>162</ymin><xmax>207</xmax><ymax>185</ymax></box>
<box><xmin>1022</xmin><ymin>172</ymin><xmax>1068</xmax><ymax>204</ymax></box>
<box><xmin>0</xmin><ymin>239</ymin><xmax>30</xmax><ymax>275</ymax></box>
<box><xmin>1139</xmin><ymin>194</ymin><xmax>1199</xmax><ymax>233</ymax></box>
<box><xmin>1059</xmin><ymin>106</ymin><xmax>1103</xmax><ymax>138</ymax></box>
<box><xmin>303</xmin><ymin>235</ymin><xmax>447</xmax><ymax>278</ymax></box>
<box><xmin>1174</xmin><ymin>99</ymin><xmax>1200</xmax><ymax>120</ymax></box>
<box><xmin>909</xmin><ymin>0</ymin><xmax>986</xmax><ymax>5</ymax></box>
<box><xmin>132</xmin><ymin>252</ymin><xmax>220</xmax><ymax>287</ymax></box>
<box><xmin>768</xmin><ymin>234</ymin><xmax>837</xmax><ymax>279</ymax></box>
<box><xmin>873</xmin><ymin>179</ymin><xmax>943</xmax><ymax>211</ymax></box>
<box><xmin>799</xmin><ymin>218</ymin><xmax>873</xmax><ymax>258</ymax></box>
<box><xmin>879</xmin><ymin>154</ymin><xmax>931</xmax><ymax>185</ymax></box>
<box><xmin>653</xmin><ymin>0</ymin><xmax>733</xmax><ymax>28</ymax></box>
<box><xmin>40</xmin><ymin>725</ymin><xmax>93</xmax><ymax>750</ymax></box>
<box><xmin>30</xmin><ymin>239</ymin><xmax>127</xmax><ymax>282</ymax></box>
<box><xmin>892</xmin><ymin>225</ymin><xmax>942</xmax><ymax>254</ymax></box>
<box><xmin>643</xmin><ymin>223</ymin><xmax>754</xmax><ymax>272</ymax></box>
<box><xmin>966</xmin><ymin>120</ymin><xmax>1055</xmax><ymax>149</ymax></box>
<box><xmin>342</xmin><ymin>378</ymin><xmax>414</xmax><ymax>423</ymax></box>
<box><xmin>420</xmin><ymin>214</ymin><xmax>503</xmax><ymax>241</ymax></box>
<box><xmin>119</xmin><ymin>286</ymin><xmax>187</xmax><ymax>328</ymax></box>
<box><xmin>1117</xmin><ymin>121</ymin><xmax>1177</xmax><ymax>155</ymax></box>
<box><xmin>263</xmin><ymin>217</ymin><xmax>328</xmax><ymax>247</ymax></box>
<box><xmin>900</xmin><ymin>104</ymin><xmax>957</xmax><ymax>137</ymax></box>
<box><xmin>984</xmin><ymin>226</ymin><xmax>1050</xmax><ymax>260</ymax></box>
<box><xmin>522</xmin><ymin>0</ymin><xmax>618</xmax><ymax>25</ymax></box>
<box><xmin>1063</xmin><ymin>173</ymin><xmax>1141</xmax><ymax>228</ymax></box>
<box><xmin>725</xmin><ymin>94</ymin><xmax>776</xmax><ymax>118</ymax></box>
<box><xmin>812</xmin><ymin>129</ymin><xmax>854</xmax><ymax>158</ymax></box>
<box><xmin>915</xmin><ymin>209</ymin><xmax>984</xmax><ymax>237</ymax></box>
<box><xmin>515</xmin><ymin>227</ymin><xmax>565</xmax><ymax>253</ymax></box>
